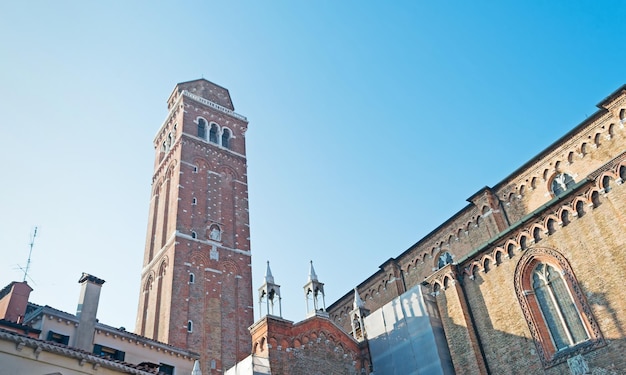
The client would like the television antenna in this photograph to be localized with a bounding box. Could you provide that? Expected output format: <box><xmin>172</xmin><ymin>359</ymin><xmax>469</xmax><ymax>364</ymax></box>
<box><xmin>20</xmin><ymin>227</ymin><xmax>38</xmax><ymax>283</ymax></box>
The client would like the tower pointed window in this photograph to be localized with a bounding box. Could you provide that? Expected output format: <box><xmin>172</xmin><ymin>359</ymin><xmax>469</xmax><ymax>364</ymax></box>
<box><xmin>198</xmin><ymin>119</ymin><xmax>207</xmax><ymax>139</ymax></box>
<box><xmin>209</xmin><ymin>124</ymin><xmax>218</xmax><ymax>143</ymax></box>
<box><xmin>221</xmin><ymin>129</ymin><xmax>231</xmax><ymax>149</ymax></box>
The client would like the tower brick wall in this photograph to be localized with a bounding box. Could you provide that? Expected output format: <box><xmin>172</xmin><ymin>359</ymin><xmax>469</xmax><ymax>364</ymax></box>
<box><xmin>136</xmin><ymin>79</ymin><xmax>253</xmax><ymax>374</ymax></box>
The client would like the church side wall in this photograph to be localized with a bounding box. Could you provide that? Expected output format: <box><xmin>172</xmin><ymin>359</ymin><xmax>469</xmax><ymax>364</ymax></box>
<box><xmin>454</xmin><ymin>179</ymin><xmax>626</xmax><ymax>374</ymax></box>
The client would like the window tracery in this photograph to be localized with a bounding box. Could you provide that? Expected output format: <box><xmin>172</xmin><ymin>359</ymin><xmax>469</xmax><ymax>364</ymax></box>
<box><xmin>551</xmin><ymin>173</ymin><xmax>575</xmax><ymax>196</ymax></box>
<box><xmin>437</xmin><ymin>252</ymin><xmax>453</xmax><ymax>269</ymax></box>
<box><xmin>514</xmin><ymin>248</ymin><xmax>603</xmax><ymax>367</ymax></box>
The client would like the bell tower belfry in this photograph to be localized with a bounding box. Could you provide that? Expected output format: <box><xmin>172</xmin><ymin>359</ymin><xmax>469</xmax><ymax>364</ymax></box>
<box><xmin>135</xmin><ymin>79</ymin><xmax>253</xmax><ymax>374</ymax></box>
<box><xmin>304</xmin><ymin>261</ymin><xmax>326</xmax><ymax>317</ymax></box>
<box><xmin>258</xmin><ymin>261</ymin><xmax>282</xmax><ymax>318</ymax></box>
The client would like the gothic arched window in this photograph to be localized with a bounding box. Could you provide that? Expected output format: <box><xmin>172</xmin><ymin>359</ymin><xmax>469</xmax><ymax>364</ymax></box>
<box><xmin>221</xmin><ymin>128</ymin><xmax>231</xmax><ymax>149</ymax></box>
<box><xmin>209</xmin><ymin>124</ymin><xmax>218</xmax><ymax>143</ymax></box>
<box><xmin>187</xmin><ymin>320</ymin><xmax>193</xmax><ymax>333</ymax></box>
<box><xmin>514</xmin><ymin>248</ymin><xmax>603</xmax><ymax>367</ymax></box>
<box><xmin>209</xmin><ymin>225</ymin><xmax>221</xmax><ymax>242</ymax></box>
<box><xmin>198</xmin><ymin>118</ymin><xmax>207</xmax><ymax>139</ymax></box>
<box><xmin>551</xmin><ymin>173</ymin><xmax>575</xmax><ymax>196</ymax></box>
<box><xmin>531</xmin><ymin>263</ymin><xmax>588</xmax><ymax>350</ymax></box>
<box><xmin>437</xmin><ymin>252</ymin><xmax>453</xmax><ymax>269</ymax></box>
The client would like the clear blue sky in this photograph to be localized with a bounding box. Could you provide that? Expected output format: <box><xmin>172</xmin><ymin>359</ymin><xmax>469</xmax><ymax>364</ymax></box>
<box><xmin>1</xmin><ymin>1</ymin><xmax>624</xmax><ymax>330</ymax></box>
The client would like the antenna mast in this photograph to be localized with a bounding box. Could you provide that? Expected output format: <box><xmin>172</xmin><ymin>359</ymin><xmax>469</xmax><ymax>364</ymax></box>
<box><xmin>23</xmin><ymin>227</ymin><xmax>38</xmax><ymax>282</ymax></box>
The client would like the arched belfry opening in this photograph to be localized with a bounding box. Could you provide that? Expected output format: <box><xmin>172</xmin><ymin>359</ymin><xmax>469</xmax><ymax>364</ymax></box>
<box><xmin>304</xmin><ymin>261</ymin><xmax>326</xmax><ymax>317</ymax></box>
<box><xmin>258</xmin><ymin>261</ymin><xmax>282</xmax><ymax>318</ymax></box>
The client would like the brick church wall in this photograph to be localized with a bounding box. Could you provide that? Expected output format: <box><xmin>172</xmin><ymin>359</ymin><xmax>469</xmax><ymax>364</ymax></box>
<box><xmin>329</xmin><ymin>86</ymin><xmax>626</xmax><ymax>374</ymax></box>
<box><xmin>249</xmin><ymin>316</ymin><xmax>369</xmax><ymax>375</ymax></box>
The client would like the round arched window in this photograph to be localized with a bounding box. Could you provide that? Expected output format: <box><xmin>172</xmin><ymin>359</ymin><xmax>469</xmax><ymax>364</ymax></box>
<box><xmin>551</xmin><ymin>173</ymin><xmax>575</xmax><ymax>196</ymax></box>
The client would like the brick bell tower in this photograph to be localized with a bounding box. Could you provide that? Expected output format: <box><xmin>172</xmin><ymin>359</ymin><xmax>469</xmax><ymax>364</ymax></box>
<box><xmin>135</xmin><ymin>79</ymin><xmax>253</xmax><ymax>373</ymax></box>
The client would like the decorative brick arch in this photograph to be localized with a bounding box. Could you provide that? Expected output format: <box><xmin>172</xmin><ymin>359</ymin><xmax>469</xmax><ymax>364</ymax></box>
<box><xmin>152</xmin><ymin>178</ymin><xmax>163</xmax><ymax>195</ymax></box>
<box><xmin>222</xmin><ymin>260</ymin><xmax>240</xmax><ymax>276</ymax></box>
<box><xmin>617</xmin><ymin>162</ymin><xmax>626</xmax><ymax>181</ymax></box>
<box><xmin>544</xmin><ymin>216</ymin><xmax>558</xmax><ymax>235</ymax></box>
<box><xmin>504</xmin><ymin>240</ymin><xmax>517</xmax><ymax>258</ymax></box>
<box><xmin>164</xmin><ymin>160</ymin><xmax>178</xmax><ymax>179</ymax></box>
<box><xmin>517</xmin><ymin>232</ymin><xmax>530</xmax><ymax>250</ymax></box>
<box><xmin>193</xmin><ymin>157</ymin><xmax>210</xmax><ymax>171</ymax></box>
<box><xmin>482</xmin><ymin>256</ymin><xmax>494</xmax><ymax>273</ymax></box>
<box><xmin>268</xmin><ymin>337</ymin><xmax>278</xmax><ymax>349</ymax></box>
<box><xmin>529</xmin><ymin>224</ymin><xmax>544</xmax><ymax>243</ymax></box>
<box><xmin>190</xmin><ymin>251</ymin><xmax>209</xmax><ymax>269</ymax></box>
<box><xmin>158</xmin><ymin>257</ymin><xmax>169</xmax><ymax>276</ymax></box>
<box><xmin>597</xmin><ymin>171</ymin><xmax>616</xmax><ymax>193</ymax></box>
<box><xmin>217</xmin><ymin>165</ymin><xmax>239</xmax><ymax>181</ymax></box>
<box><xmin>572</xmin><ymin>197</ymin><xmax>587</xmax><ymax>217</ymax></box>
<box><xmin>467</xmin><ymin>262</ymin><xmax>481</xmax><ymax>278</ymax></box>
<box><xmin>143</xmin><ymin>272</ymin><xmax>155</xmax><ymax>292</ymax></box>
<box><xmin>293</xmin><ymin>338</ymin><xmax>302</xmax><ymax>348</ymax></box>
<box><xmin>493</xmin><ymin>249</ymin><xmax>504</xmax><ymax>265</ymax></box>
<box><xmin>442</xmin><ymin>275</ymin><xmax>452</xmax><ymax>289</ymax></box>
<box><xmin>556</xmin><ymin>206</ymin><xmax>574</xmax><ymax>226</ymax></box>
<box><xmin>587</xmin><ymin>188</ymin><xmax>601</xmax><ymax>208</ymax></box>
<box><xmin>580</xmin><ymin>142</ymin><xmax>588</xmax><ymax>156</ymax></box>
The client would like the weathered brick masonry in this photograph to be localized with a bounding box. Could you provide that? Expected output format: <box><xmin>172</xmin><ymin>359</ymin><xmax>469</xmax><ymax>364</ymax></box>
<box><xmin>134</xmin><ymin>80</ymin><xmax>625</xmax><ymax>375</ymax></box>
<box><xmin>328</xmin><ymin>85</ymin><xmax>626</xmax><ymax>374</ymax></box>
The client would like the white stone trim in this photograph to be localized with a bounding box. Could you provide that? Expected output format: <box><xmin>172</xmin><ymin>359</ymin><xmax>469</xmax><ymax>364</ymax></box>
<box><xmin>182</xmin><ymin>90</ymin><xmax>247</xmax><ymax>121</ymax></box>
<box><xmin>204</xmin><ymin>267</ymin><xmax>223</xmax><ymax>274</ymax></box>
<box><xmin>177</xmin><ymin>232</ymin><xmax>251</xmax><ymax>257</ymax></box>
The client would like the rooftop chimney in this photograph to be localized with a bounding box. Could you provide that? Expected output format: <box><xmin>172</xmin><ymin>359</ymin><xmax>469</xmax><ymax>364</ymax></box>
<box><xmin>0</xmin><ymin>281</ymin><xmax>33</xmax><ymax>323</ymax></box>
<box><xmin>74</xmin><ymin>273</ymin><xmax>105</xmax><ymax>352</ymax></box>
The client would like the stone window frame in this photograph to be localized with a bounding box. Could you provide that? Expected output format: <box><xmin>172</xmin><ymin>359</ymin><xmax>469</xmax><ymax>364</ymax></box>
<box><xmin>514</xmin><ymin>247</ymin><xmax>604</xmax><ymax>368</ymax></box>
